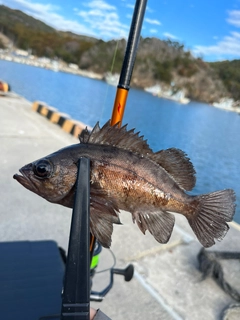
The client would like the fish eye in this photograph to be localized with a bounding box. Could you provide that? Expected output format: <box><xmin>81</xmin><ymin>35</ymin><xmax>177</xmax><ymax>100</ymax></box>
<box><xmin>33</xmin><ymin>159</ymin><xmax>53</xmax><ymax>179</ymax></box>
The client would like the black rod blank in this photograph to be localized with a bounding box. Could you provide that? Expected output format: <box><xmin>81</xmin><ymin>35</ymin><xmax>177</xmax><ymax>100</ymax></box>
<box><xmin>61</xmin><ymin>158</ymin><xmax>90</xmax><ymax>320</ymax></box>
<box><xmin>118</xmin><ymin>0</ymin><xmax>148</xmax><ymax>90</ymax></box>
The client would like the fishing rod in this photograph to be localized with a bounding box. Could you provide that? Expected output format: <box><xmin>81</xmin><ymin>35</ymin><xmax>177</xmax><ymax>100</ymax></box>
<box><xmin>89</xmin><ymin>0</ymin><xmax>148</xmax><ymax>280</ymax></box>
<box><xmin>61</xmin><ymin>1</ymin><xmax>148</xmax><ymax>319</ymax></box>
<box><xmin>111</xmin><ymin>0</ymin><xmax>148</xmax><ymax>127</ymax></box>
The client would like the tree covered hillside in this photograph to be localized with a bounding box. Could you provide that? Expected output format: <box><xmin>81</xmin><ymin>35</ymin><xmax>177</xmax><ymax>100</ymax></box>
<box><xmin>1</xmin><ymin>4</ymin><xmax>239</xmax><ymax>104</ymax></box>
<box><xmin>210</xmin><ymin>60</ymin><xmax>240</xmax><ymax>101</ymax></box>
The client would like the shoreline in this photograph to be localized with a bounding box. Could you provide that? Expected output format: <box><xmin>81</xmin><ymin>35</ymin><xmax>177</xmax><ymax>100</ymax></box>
<box><xmin>0</xmin><ymin>53</ymin><xmax>103</xmax><ymax>80</ymax></box>
<box><xmin>1</xmin><ymin>53</ymin><xmax>240</xmax><ymax>114</ymax></box>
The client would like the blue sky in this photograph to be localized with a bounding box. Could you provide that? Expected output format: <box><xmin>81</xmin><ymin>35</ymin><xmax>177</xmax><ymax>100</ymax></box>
<box><xmin>2</xmin><ymin>0</ymin><xmax>240</xmax><ymax>61</ymax></box>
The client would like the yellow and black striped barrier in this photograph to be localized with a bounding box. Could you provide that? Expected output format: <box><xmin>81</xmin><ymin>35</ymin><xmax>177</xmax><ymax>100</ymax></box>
<box><xmin>32</xmin><ymin>101</ymin><xmax>88</xmax><ymax>138</ymax></box>
<box><xmin>0</xmin><ymin>81</ymin><xmax>11</xmax><ymax>92</ymax></box>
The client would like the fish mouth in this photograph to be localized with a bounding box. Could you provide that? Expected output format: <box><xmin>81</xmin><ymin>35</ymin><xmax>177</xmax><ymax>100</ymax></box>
<box><xmin>13</xmin><ymin>168</ymin><xmax>38</xmax><ymax>193</ymax></box>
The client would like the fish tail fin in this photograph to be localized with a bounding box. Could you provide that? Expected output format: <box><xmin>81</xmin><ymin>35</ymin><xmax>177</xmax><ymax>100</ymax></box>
<box><xmin>187</xmin><ymin>189</ymin><xmax>236</xmax><ymax>248</ymax></box>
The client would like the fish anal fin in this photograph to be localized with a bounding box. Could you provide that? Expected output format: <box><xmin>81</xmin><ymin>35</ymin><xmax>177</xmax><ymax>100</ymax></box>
<box><xmin>187</xmin><ymin>189</ymin><xmax>236</xmax><ymax>248</ymax></box>
<box><xmin>152</xmin><ymin>148</ymin><xmax>196</xmax><ymax>191</ymax></box>
<box><xmin>133</xmin><ymin>209</ymin><xmax>175</xmax><ymax>243</ymax></box>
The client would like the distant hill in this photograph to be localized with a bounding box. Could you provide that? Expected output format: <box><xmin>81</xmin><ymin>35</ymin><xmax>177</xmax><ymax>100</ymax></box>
<box><xmin>0</xmin><ymin>4</ymin><xmax>236</xmax><ymax>104</ymax></box>
<box><xmin>0</xmin><ymin>5</ymin><xmax>55</xmax><ymax>33</ymax></box>
<box><xmin>0</xmin><ymin>5</ymin><xmax>97</xmax><ymax>61</ymax></box>
<box><xmin>209</xmin><ymin>60</ymin><xmax>240</xmax><ymax>101</ymax></box>
<box><xmin>77</xmin><ymin>37</ymin><xmax>228</xmax><ymax>103</ymax></box>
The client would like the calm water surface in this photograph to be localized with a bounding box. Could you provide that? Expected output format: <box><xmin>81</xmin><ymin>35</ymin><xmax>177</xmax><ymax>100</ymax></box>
<box><xmin>1</xmin><ymin>60</ymin><xmax>240</xmax><ymax>222</ymax></box>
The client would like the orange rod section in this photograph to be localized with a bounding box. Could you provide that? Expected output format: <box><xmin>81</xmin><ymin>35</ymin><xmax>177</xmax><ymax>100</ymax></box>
<box><xmin>89</xmin><ymin>88</ymin><xmax>129</xmax><ymax>253</ymax></box>
<box><xmin>90</xmin><ymin>88</ymin><xmax>129</xmax><ymax>253</ymax></box>
<box><xmin>90</xmin><ymin>88</ymin><xmax>129</xmax><ymax>252</ymax></box>
<box><xmin>110</xmin><ymin>87</ymin><xmax>129</xmax><ymax>127</ymax></box>
<box><xmin>90</xmin><ymin>234</ymin><xmax>95</xmax><ymax>252</ymax></box>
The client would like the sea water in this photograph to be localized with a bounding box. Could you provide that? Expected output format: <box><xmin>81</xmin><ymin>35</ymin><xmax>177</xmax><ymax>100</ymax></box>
<box><xmin>1</xmin><ymin>59</ymin><xmax>240</xmax><ymax>222</ymax></box>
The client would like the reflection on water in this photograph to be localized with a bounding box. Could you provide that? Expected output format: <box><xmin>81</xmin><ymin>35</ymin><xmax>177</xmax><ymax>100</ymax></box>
<box><xmin>1</xmin><ymin>60</ymin><xmax>240</xmax><ymax>222</ymax></box>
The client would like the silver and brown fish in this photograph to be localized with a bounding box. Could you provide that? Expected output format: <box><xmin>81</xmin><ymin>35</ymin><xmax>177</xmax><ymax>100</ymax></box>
<box><xmin>13</xmin><ymin>121</ymin><xmax>236</xmax><ymax>248</ymax></box>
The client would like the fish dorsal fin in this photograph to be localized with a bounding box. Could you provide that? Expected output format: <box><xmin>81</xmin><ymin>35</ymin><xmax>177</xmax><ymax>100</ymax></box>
<box><xmin>79</xmin><ymin>126</ymin><xmax>91</xmax><ymax>143</ymax></box>
<box><xmin>150</xmin><ymin>148</ymin><xmax>196</xmax><ymax>191</ymax></box>
<box><xmin>80</xmin><ymin>120</ymin><xmax>153</xmax><ymax>155</ymax></box>
<box><xmin>80</xmin><ymin>121</ymin><xmax>195</xmax><ymax>190</ymax></box>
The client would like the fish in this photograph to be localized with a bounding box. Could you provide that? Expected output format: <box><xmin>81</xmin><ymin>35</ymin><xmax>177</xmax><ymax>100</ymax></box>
<box><xmin>13</xmin><ymin>120</ymin><xmax>236</xmax><ymax>248</ymax></box>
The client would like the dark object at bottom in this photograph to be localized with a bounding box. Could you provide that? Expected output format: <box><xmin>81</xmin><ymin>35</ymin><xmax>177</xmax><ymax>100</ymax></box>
<box><xmin>0</xmin><ymin>240</ymin><xmax>64</xmax><ymax>320</ymax></box>
<box><xmin>198</xmin><ymin>248</ymin><xmax>240</xmax><ymax>301</ymax></box>
<box><xmin>113</xmin><ymin>264</ymin><xmax>134</xmax><ymax>282</ymax></box>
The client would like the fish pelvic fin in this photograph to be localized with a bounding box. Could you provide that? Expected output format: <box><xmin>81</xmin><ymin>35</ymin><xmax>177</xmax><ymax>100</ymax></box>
<box><xmin>133</xmin><ymin>209</ymin><xmax>175</xmax><ymax>243</ymax></box>
<box><xmin>187</xmin><ymin>189</ymin><xmax>236</xmax><ymax>248</ymax></box>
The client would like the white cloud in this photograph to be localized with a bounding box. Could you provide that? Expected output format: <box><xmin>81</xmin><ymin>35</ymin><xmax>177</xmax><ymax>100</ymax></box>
<box><xmin>227</xmin><ymin>10</ymin><xmax>240</xmax><ymax>27</ymax></box>
<box><xmin>126</xmin><ymin>4</ymin><xmax>134</xmax><ymax>9</ymax></box>
<box><xmin>4</xmin><ymin>0</ymin><xmax>59</xmax><ymax>14</ymax></box>
<box><xmin>149</xmin><ymin>29</ymin><xmax>158</xmax><ymax>34</ymax></box>
<box><xmin>77</xmin><ymin>0</ymin><xmax>129</xmax><ymax>39</ymax></box>
<box><xmin>193</xmin><ymin>31</ymin><xmax>240</xmax><ymax>59</ymax></box>
<box><xmin>2</xmin><ymin>0</ymin><xmax>95</xmax><ymax>36</ymax></box>
<box><xmin>2</xmin><ymin>0</ymin><xmax>129</xmax><ymax>39</ymax></box>
<box><xmin>83</xmin><ymin>0</ymin><xmax>116</xmax><ymax>11</ymax></box>
<box><xmin>192</xmin><ymin>10</ymin><xmax>240</xmax><ymax>60</ymax></box>
<box><xmin>145</xmin><ymin>18</ymin><xmax>161</xmax><ymax>26</ymax></box>
<box><xmin>163</xmin><ymin>32</ymin><xmax>178</xmax><ymax>40</ymax></box>
<box><xmin>146</xmin><ymin>6</ymin><xmax>154</xmax><ymax>13</ymax></box>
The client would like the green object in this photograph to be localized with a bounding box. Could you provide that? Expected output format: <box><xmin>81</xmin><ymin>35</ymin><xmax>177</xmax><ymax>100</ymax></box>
<box><xmin>91</xmin><ymin>254</ymin><xmax>99</xmax><ymax>269</ymax></box>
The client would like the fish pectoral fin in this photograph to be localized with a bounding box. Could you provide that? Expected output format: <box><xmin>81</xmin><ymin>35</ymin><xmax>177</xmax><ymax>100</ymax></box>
<box><xmin>133</xmin><ymin>209</ymin><xmax>175</xmax><ymax>244</ymax></box>
<box><xmin>90</xmin><ymin>183</ymin><xmax>120</xmax><ymax>218</ymax></box>
<box><xmin>151</xmin><ymin>148</ymin><xmax>196</xmax><ymax>191</ymax></box>
<box><xmin>90</xmin><ymin>184</ymin><xmax>121</xmax><ymax>248</ymax></box>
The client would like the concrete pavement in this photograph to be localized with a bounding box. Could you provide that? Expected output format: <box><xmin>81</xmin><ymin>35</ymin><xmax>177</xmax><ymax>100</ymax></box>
<box><xmin>0</xmin><ymin>93</ymin><xmax>239</xmax><ymax>319</ymax></box>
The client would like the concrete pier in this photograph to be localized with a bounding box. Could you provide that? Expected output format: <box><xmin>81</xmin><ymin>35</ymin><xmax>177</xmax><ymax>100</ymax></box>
<box><xmin>0</xmin><ymin>93</ymin><xmax>239</xmax><ymax>319</ymax></box>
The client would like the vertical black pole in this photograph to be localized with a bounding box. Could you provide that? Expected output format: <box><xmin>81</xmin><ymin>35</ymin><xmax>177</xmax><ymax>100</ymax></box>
<box><xmin>118</xmin><ymin>0</ymin><xmax>148</xmax><ymax>90</ymax></box>
<box><xmin>61</xmin><ymin>158</ymin><xmax>90</xmax><ymax>320</ymax></box>
<box><xmin>111</xmin><ymin>0</ymin><xmax>148</xmax><ymax>126</ymax></box>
